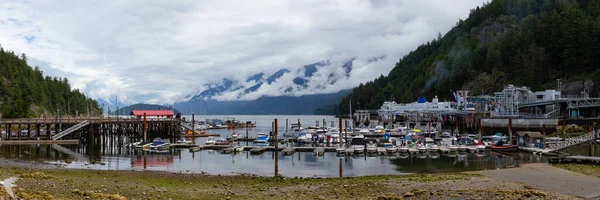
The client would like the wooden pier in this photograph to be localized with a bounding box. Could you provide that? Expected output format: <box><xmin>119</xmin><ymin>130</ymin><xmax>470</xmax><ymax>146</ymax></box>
<box><xmin>0</xmin><ymin>118</ymin><xmax>181</xmax><ymax>143</ymax></box>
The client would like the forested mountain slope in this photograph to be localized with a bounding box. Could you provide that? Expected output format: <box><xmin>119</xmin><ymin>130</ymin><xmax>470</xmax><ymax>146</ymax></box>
<box><xmin>338</xmin><ymin>0</ymin><xmax>600</xmax><ymax>114</ymax></box>
<box><xmin>0</xmin><ymin>47</ymin><xmax>101</xmax><ymax>118</ymax></box>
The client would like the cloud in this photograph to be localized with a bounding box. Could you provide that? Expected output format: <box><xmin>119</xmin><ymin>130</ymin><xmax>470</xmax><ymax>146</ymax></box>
<box><xmin>0</xmin><ymin>0</ymin><xmax>487</xmax><ymax>104</ymax></box>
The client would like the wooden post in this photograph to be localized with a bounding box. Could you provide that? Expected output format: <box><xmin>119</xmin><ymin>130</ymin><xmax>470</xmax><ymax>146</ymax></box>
<box><xmin>274</xmin><ymin>118</ymin><xmax>278</xmax><ymax>177</ymax></box>
<box><xmin>27</xmin><ymin>123</ymin><xmax>31</xmax><ymax>139</ymax></box>
<box><xmin>18</xmin><ymin>123</ymin><xmax>21</xmax><ymax>140</ymax></box>
<box><xmin>298</xmin><ymin>119</ymin><xmax>301</xmax><ymax>128</ymax></box>
<box><xmin>478</xmin><ymin>118</ymin><xmax>482</xmax><ymax>142</ymax></box>
<box><xmin>323</xmin><ymin>119</ymin><xmax>326</xmax><ymax>128</ymax></box>
<box><xmin>286</xmin><ymin>119</ymin><xmax>288</xmax><ymax>132</ymax></box>
<box><xmin>339</xmin><ymin>117</ymin><xmax>342</xmax><ymax>143</ymax></box>
<box><xmin>594</xmin><ymin>121</ymin><xmax>597</xmax><ymax>156</ymax></box>
<box><xmin>508</xmin><ymin>118</ymin><xmax>513</xmax><ymax>145</ymax></box>
<box><xmin>542</xmin><ymin>124</ymin><xmax>546</xmax><ymax>149</ymax></box>
<box><xmin>245</xmin><ymin>123</ymin><xmax>249</xmax><ymax>139</ymax></box>
<box><xmin>143</xmin><ymin>113</ymin><xmax>147</xmax><ymax>142</ymax></box>
<box><xmin>345</xmin><ymin>120</ymin><xmax>348</xmax><ymax>146</ymax></box>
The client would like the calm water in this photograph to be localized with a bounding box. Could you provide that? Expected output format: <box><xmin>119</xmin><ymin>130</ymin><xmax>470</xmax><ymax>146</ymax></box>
<box><xmin>0</xmin><ymin>115</ymin><xmax>550</xmax><ymax>177</ymax></box>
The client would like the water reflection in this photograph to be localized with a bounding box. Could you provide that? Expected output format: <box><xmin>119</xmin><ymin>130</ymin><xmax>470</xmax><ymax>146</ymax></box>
<box><xmin>0</xmin><ymin>143</ymin><xmax>549</xmax><ymax>177</ymax></box>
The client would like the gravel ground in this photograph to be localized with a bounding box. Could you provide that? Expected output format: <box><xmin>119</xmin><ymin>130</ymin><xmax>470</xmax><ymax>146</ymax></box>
<box><xmin>477</xmin><ymin>163</ymin><xmax>600</xmax><ymax>199</ymax></box>
<box><xmin>0</xmin><ymin>164</ymin><xmax>583</xmax><ymax>199</ymax></box>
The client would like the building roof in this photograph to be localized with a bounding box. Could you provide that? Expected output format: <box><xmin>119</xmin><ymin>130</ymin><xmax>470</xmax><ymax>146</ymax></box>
<box><xmin>130</xmin><ymin>110</ymin><xmax>174</xmax><ymax>116</ymax></box>
<box><xmin>516</xmin><ymin>131</ymin><xmax>544</xmax><ymax>138</ymax></box>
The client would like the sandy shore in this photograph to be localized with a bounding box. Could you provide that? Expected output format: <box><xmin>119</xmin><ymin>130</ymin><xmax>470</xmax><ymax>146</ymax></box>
<box><xmin>0</xmin><ymin>163</ymin><xmax>595</xmax><ymax>199</ymax></box>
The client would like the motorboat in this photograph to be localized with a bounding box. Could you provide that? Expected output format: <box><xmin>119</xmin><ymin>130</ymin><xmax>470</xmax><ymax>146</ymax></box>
<box><xmin>233</xmin><ymin>146</ymin><xmax>246</xmax><ymax>153</ymax></box>
<box><xmin>475</xmin><ymin>140</ymin><xmax>486</xmax><ymax>152</ymax></box>
<box><xmin>335</xmin><ymin>146</ymin><xmax>346</xmax><ymax>154</ymax></box>
<box><xmin>375</xmin><ymin>125</ymin><xmax>385</xmax><ymax>133</ymax></box>
<box><xmin>283</xmin><ymin>123</ymin><xmax>304</xmax><ymax>138</ymax></box>
<box><xmin>398</xmin><ymin>146</ymin><xmax>409</xmax><ymax>153</ymax></box>
<box><xmin>366</xmin><ymin>142</ymin><xmax>377</xmax><ymax>154</ymax></box>
<box><xmin>297</xmin><ymin>133</ymin><xmax>312</xmax><ymax>144</ymax></box>
<box><xmin>254</xmin><ymin>133</ymin><xmax>269</xmax><ymax>144</ymax></box>
<box><xmin>385</xmin><ymin>142</ymin><xmax>397</xmax><ymax>153</ymax></box>
<box><xmin>440</xmin><ymin>131</ymin><xmax>456</xmax><ymax>146</ymax></box>
<box><xmin>491</xmin><ymin>145</ymin><xmax>518</xmax><ymax>152</ymax></box>
<box><xmin>457</xmin><ymin>145</ymin><xmax>467</xmax><ymax>152</ymax></box>
<box><xmin>215</xmin><ymin>138</ymin><xmax>230</xmax><ymax>145</ymax></box>
<box><xmin>205</xmin><ymin>137</ymin><xmax>217</xmax><ymax>145</ymax></box>
<box><xmin>417</xmin><ymin>152</ymin><xmax>427</xmax><ymax>159</ymax></box>
<box><xmin>149</xmin><ymin>138</ymin><xmax>170</xmax><ymax>150</ymax></box>
<box><xmin>467</xmin><ymin>146</ymin><xmax>478</xmax><ymax>152</ymax></box>
<box><xmin>326</xmin><ymin>128</ymin><xmax>341</xmax><ymax>143</ymax></box>
<box><xmin>231</xmin><ymin>132</ymin><xmax>241</xmax><ymax>139</ymax></box>
<box><xmin>428</xmin><ymin>145</ymin><xmax>440</xmax><ymax>153</ymax></box>
<box><xmin>490</xmin><ymin>140</ymin><xmax>518</xmax><ymax>152</ymax></box>
<box><xmin>351</xmin><ymin>135</ymin><xmax>366</xmax><ymax>154</ymax></box>
<box><xmin>417</xmin><ymin>145</ymin><xmax>427</xmax><ymax>153</ymax></box>
<box><xmin>358</xmin><ymin>126</ymin><xmax>370</xmax><ymax>134</ymax></box>
<box><xmin>428</xmin><ymin>152</ymin><xmax>440</xmax><ymax>159</ymax></box>
<box><xmin>447</xmin><ymin>145</ymin><xmax>458</xmax><ymax>152</ymax></box>
<box><xmin>176</xmin><ymin>138</ymin><xmax>193</xmax><ymax>144</ymax></box>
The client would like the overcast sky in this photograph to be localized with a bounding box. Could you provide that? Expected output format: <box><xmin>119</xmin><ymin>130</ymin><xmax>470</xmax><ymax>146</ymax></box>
<box><xmin>0</xmin><ymin>0</ymin><xmax>486</xmax><ymax>104</ymax></box>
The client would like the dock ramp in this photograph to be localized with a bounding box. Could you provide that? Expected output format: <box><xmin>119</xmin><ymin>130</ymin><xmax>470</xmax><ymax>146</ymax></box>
<box><xmin>52</xmin><ymin>120</ymin><xmax>89</xmax><ymax>140</ymax></box>
<box><xmin>546</xmin><ymin>131</ymin><xmax>599</xmax><ymax>152</ymax></box>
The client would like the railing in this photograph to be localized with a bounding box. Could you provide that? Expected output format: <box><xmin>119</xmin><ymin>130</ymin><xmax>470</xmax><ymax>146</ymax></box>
<box><xmin>546</xmin><ymin>131</ymin><xmax>598</xmax><ymax>152</ymax></box>
<box><xmin>0</xmin><ymin>117</ymin><xmax>179</xmax><ymax>124</ymax></box>
<box><xmin>52</xmin><ymin>120</ymin><xmax>89</xmax><ymax>140</ymax></box>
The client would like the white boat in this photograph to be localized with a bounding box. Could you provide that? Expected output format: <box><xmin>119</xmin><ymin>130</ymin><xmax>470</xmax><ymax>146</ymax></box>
<box><xmin>326</xmin><ymin>128</ymin><xmax>341</xmax><ymax>143</ymax></box>
<box><xmin>417</xmin><ymin>145</ymin><xmax>427</xmax><ymax>153</ymax></box>
<box><xmin>231</xmin><ymin>132</ymin><xmax>241</xmax><ymax>139</ymax></box>
<box><xmin>254</xmin><ymin>133</ymin><xmax>269</xmax><ymax>143</ymax></box>
<box><xmin>428</xmin><ymin>152</ymin><xmax>440</xmax><ymax>159</ymax></box>
<box><xmin>428</xmin><ymin>145</ymin><xmax>440</xmax><ymax>153</ymax></box>
<box><xmin>205</xmin><ymin>137</ymin><xmax>216</xmax><ymax>145</ymax></box>
<box><xmin>283</xmin><ymin>123</ymin><xmax>304</xmax><ymax>138</ymax></box>
<box><xmin>467</xmin><ymin>146</ymin><xmax>478</xmax><ymax>152</ymax></box>
<box><xmin>358</xmin><ymin>127</ymin><xmax>370</xmax><ymax>134</ymax></box>
<box><xmin>366</xmin><ymin>143</ymin><xmax>377</xmax><ymax>154</ymax></box>
<box><xmin>176</xmin><ymin>138</ymin><xmax>193</xmax><ymax>144</ymax></box>
<box><xmin>297</xmin><ymin>133</ymin><xmax>312</xmax><ymax>144</ymax></box>
<box><xmin>386</xmin><ymin>147</ymin><xmax>397</xmax><ymax>153</ymax></box>
<box><xmin>351</xmin><ymin>135</ymin><xmax>365</xmax><ymax>154</ymax></box>
<box><xmin>149</xmin><ymin>138</ymin><xmax>170</xmax><ymax>150</ymax></box>
<box><xmin>375</xmin><ymin>125</ymin><xmax>385</xmax><ymax>133</ymax></box>
<box><xmin>476</xmin><ymin>144</ymin><xmax>486</xmax><ymax>152</ymax></box>
<box><xmin>234</xmin><ymin>146</ymin><xmax>246</xmax><ymax>153</ymax></box>
<box><xmin>335</xmin><ymin>147</ymin><xmax>346</xmax><ymax>154</ymax></box>
<box><xmin>447</xmin><ymin>145</ymin><xmax>458</xmax><ymax>152</ymax></box>
<box><xmin>398</xmin><ymin>146</ymin><xmax>409</xmax><ymax>153</ymax></box>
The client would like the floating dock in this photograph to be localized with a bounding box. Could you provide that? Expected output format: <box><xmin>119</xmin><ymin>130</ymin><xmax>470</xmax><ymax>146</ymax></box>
<box><xmin>182</xmin><ymin>134</ymin><xmax>220</xmax><ymax>138</ymax></box>
<box><xmin>282</xmin><ymin>147</ymin><xmax>295</xmax><ymax>155</ymax></box>
<box><xmin>548</xmin><ymin>155</ymin><xmax>600</xmax><ymax>164</ymax></box>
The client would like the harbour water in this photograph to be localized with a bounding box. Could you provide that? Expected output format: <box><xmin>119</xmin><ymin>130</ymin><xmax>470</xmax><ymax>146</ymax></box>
<box><xmin>0</xmin><ymin>115</ymin><xmax>569</xmax><ymax>177</ymax></box>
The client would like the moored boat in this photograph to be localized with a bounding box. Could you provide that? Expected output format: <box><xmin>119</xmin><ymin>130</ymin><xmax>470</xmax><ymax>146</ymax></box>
<box><xmin>351</xmin><ymin>135</ymin><xmax>366</xmax><ymax>154</ymax></box>
<box><xmin>149</xmin><ymin>138</ymin><xmax>170</xmax><ymax>150</ymax></box>
<box><xmin>254</xmin><ymin>133</ymin><xmax>269</xmax><ymax>144</ymax></box>
<box><xmin>398</xmin><ymin>146</ymin><xmax>409</xmax><ymax>153</ymax></box>
<box><xmin>417</xmin><ymin>145</ymin><xmax>427</xmax><ymax>153</ymax></box>
<box><xmin>457</xmin><ymin>145</ymin><xmax>467</xmax><ymax>152</ymax></box>
<box><xmin>491</xmin><ymin>145</ymin><xmax>518</xmax><ymax>152</ymax></box>
<box><xmin>205</xmin><ymin>137</ymin><xmax>216</xmax><ymax>145</ymax></box>
<box><xmin>215</xmin><ymin>138</ymin><xmax>230</xmax><ymax>145</ymax></box>
<box><xmin>428</xmin><ymin>145</ymin><xmax>440</xmax><ymax>153</ymax></box>
<box><xmin>176</xmin><ymin>138</ymin><xmax>193</xmax><ymax>144</ymax></box>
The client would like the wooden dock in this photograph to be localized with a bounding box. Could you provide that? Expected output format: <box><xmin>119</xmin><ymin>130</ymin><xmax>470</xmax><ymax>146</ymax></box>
<box><xmin>250</xmin><ymin>146</ymin><xmax>267</xmax><ymax>154</ymax></box>
<box><xmin>0</xmin><ymin>118</ymin><xmax>181</xmax><ymax>141</ymax></box>
<box><xmin>182</xmin><ymin>134</ymin><xmax>220</xmax><ymax>138</ymax></box>
<box><xmin>0</xmin><ymin>139</ymin><xmax>80</xmax><ymax>144</ymax></box>
<box><xmin>376</xmin><ymin>147</ymin><xmax>386</xmax><ymax>156</ymax></box>
<box><xmin>313</xmin><ymin>147</ymin><xmax>325</xmax><ymax>156</ymax></box>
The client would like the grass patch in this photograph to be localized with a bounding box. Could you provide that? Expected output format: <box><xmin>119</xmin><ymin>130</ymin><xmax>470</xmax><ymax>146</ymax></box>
<box><xmin>553</xmin><ymin>163</ymin><xmax>600</xmax><ymax>178</ymax></box>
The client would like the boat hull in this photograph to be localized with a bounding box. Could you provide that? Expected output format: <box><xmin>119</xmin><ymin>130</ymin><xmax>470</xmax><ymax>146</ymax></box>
<box><xmin>491</xmin><ymin>145</ymin><xmax>518</xmax><ymax>152</ymax></box>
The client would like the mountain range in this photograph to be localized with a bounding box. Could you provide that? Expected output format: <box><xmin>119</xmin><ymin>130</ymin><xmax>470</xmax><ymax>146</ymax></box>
<box><xmin>174</xmin><ymin>57</ymin><xmax>384</xmax><ymax>114</ymax></box>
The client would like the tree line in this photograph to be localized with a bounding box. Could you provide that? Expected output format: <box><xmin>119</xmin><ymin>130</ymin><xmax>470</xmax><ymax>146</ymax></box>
<box><xmin>0</xmin><ymin>46</ymin><xmax>101</xmax><ymax>118</ymax></box>
<box><xmin>338</xmin><ymin>0</ymin><xmax>600</xmax><ymax>114</ymax></box>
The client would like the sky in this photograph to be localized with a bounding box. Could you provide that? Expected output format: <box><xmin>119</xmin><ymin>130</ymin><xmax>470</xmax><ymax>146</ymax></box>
<box><xmin>0</xmin><ymin>0</ymin><xmax>486</xmax><ymax>105</ymax></box>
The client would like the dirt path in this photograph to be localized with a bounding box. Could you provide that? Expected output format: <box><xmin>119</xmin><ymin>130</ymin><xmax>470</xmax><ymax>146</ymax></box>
<box><xmin>477</xmin><ymin>163</ymin><xmax>600</xmax><ymax>199</ymax></box>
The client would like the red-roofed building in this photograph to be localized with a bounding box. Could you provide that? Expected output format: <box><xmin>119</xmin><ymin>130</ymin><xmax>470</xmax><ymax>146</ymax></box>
<box><xmin>130</xmin><ymin>110</ymin><xmax>174</xmax><ymax>118</ymax></box>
